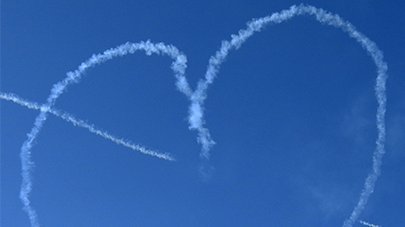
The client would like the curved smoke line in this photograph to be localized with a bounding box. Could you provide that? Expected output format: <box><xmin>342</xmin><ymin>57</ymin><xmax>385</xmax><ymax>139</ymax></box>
<box><xmin>0</xmin><ymin>92</ymin><xmax>175</xmax><ymax>161</ymax></box>
<box><xmin>188</xmin><ymin>4</ymin><xmax>388</xmax><ymax>227</ymax></box>
<box><xmin>18</xmin><ymin>41</ymin><xmax>189</xmax><ymax>227</ymax></box>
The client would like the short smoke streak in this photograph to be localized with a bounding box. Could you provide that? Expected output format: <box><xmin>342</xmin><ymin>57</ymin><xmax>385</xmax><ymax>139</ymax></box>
<box><xmin>0</xmin><ymin>92</ymin><xmax>175</xmax><ymax>161</ymax></box>
<box><xmin>189</xmin><ymin>4</ymin><xmax>388</xmax><ymax>227</ymax></box>
<box><xmin>359</xmin><ymin>220</ymin><xmax>381</xmax><ymax>227</ymax></box>
<box><xmin>16</xmin><ymin>41</ymin><xmax>189</xmax><ymax>227</ymax></box>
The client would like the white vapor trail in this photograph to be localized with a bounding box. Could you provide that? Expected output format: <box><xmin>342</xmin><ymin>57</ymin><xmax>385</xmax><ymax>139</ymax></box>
<box><xmin>0</xmin><ymin>92</ymin><xmax>175</xmax><ymax>161</ymax></box>
<box><xmin>188</xmin><ymin>4</ymin><xmax>388</xmax><ymax>227</ymax></box>
<box><xmin>16</xmin><ymin>41</ymin><xmax>189</xmax><ymax>227</ymax></box>
<box><xmin>3</xmin><ymin>5</ymin><xmax>388</xmax><ymax>227</ymax></box>
<box><xmin>359</xmin><ymin>220</ymin><xmax>381</xmax><ymax>227</ymax></box>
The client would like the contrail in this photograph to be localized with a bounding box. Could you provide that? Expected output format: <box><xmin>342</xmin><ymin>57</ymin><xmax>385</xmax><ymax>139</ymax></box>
<box><xmin>189</xmin><ymin>4</ymin><xmax>388</xmax><ymax>227</ymax></box>
<box><xmin>359</xmin><ymin>220</ymin><xmax>381</xmax><ymax>227</ymax></box>
<box><xmin>17</xmin><ymin>41</ymin><xmax>189</xmax><ymax>227</ymax></box>
<box><xmin>0</xmin><ymin>92</ymin><xmax>175</xmax><ymax>161</ymax></box>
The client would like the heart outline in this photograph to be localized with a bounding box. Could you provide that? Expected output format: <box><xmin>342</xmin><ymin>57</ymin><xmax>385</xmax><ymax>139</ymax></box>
<box><xmin>0</xmin><ymin>4</ymin><xmax>388</xmax><ymax>227</ymax></box>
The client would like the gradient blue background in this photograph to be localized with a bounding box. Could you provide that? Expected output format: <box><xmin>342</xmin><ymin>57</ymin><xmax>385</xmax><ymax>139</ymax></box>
<box><xmin>1</xmin><ymin>0</ymin><xmax>405</xmax><ymax>226</ymax></box>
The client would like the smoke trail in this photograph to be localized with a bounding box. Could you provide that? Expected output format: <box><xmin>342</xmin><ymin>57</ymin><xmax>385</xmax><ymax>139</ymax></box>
<box><xmin>189</xmin><ymin>4</ymin><xmax>388</xmax><ymax>227</ymax></box>
<box><xmin>359</xmin><ymin>220</ymin><xmax>381</xmax><ymax>227</ymax></box>
<box><xmin>0</xmin><ymin>92</ymin><xmax>175</xmax><ymax>161</ymax></box>
<box><xmin>18</xmin><ymin>41</ymin><xmax>189</xmax><ymax>227</ymax></box>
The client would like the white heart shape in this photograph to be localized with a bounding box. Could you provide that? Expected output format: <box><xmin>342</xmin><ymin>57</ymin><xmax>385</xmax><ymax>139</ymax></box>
<box><xmin>0</xmin><ymin>4</ymin><xmax>388</xmax><ymax>227</ymax></box>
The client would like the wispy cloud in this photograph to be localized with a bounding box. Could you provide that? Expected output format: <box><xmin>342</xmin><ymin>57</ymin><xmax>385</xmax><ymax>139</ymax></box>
<box><xmin>341</xmin><ymin>95</ymin><xmax>374</xmax><ymax>147</ymax></box>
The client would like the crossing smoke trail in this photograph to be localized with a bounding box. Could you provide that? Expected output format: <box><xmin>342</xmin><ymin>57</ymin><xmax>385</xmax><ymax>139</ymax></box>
<box><xmin>189</xmin><ymin>4</ymin><xmax>388</xmax><ymax>227</ymax></box>
<box><xmin>0</xmin><ymin>92</ymin><xmax>175</xmax><ymax>161</ymax></box>
<box><xmin>17</xmin><ymin>41</ymin><xmax>190</xmax><ymax>227</ymax></box>
<box><xmin>359</xmin><ymin>220</ymin><xmax>381</xmax><ymax>227</ymax></box>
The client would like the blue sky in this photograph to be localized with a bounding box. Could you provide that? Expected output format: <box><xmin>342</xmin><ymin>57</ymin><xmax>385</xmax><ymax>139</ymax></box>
<box><xmin>1</xmin><ymin>0</ymin><xmax>405</xmax><ymax>226</ymax></box>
